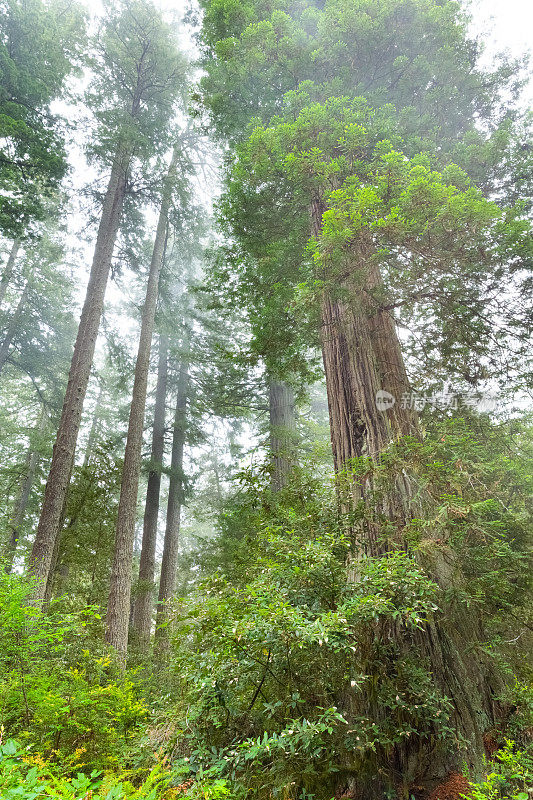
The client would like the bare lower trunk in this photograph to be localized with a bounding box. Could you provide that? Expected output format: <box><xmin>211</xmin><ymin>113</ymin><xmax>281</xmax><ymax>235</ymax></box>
<box><xmin>83</xmin><ymin>386</ymin><xmax>104</xmax><ymax>468</ymax></box>
<box><xmin>0</xmin><ymin>239</ymin><xmax>21</xmax><ymax>309</ymax></box>
<box><xmin>154</xmin><ymin>358</ymin><xmax>188</xmax><ymax>650</ymax></box>
<box><xmin>268</xmin><ymin>379</ymin><xmax>297</xmax><ymax>491</ymax></box>
<box><xmin>106</xmin><ymin>148</ymin><xmax>179</xmax><ymax>657</ymax></box>
<box><xmin>4</xmin><ymin>410</ymin><xmax>48</xmax><ymax>572</ymax></box>
<box><xmin>29</xmin><ymin>147</ymin><xmax>130</xmax><ymax>598</ymax></box>
<box><xmin>311</xmin><ymin>199</ymin><xmax>499</xmax><ymax>797</ymax></box>
<box><xmin>132</xmin><ymin>334</ymin><xmax>169</xmax><ymax>646</ymax></box>
<box><xmin>0</xmin><ymin>282</ymin><xmax>29</xmax><ymax>374</ymax></box>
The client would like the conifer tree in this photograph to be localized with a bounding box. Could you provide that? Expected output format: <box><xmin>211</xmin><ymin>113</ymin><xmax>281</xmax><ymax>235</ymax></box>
<box><xmin>29</xmin><ymin>0</ymin><xmax>185</xmax><ymax>598</ymax></box>
<box><xmin>154</xmin><ymin>348</ymin><xmax>189</xmax><ymax>651</ymax></box>
<box><xmin>268</xmin><ymin>379</ymin><xmax>296</xmax><ymax>491</ymax></box>
<box><xmin>131</xmin><ymin>334</ymin><xmax>168</xmax><ymax>645</ymax></box>
<box><xmin>0</xmin><ymin>0</ymin><xmax>86</xmax><ymax>238</ymax></box>
<box><xmin>3</xmin><ymin>409</ymin><xmax>48</xmax><ymax>572</ymax></box>
<box><xmin>106</xmin><ymin>145</ymin><xmax>183</xmax><ymax>656</ymax></box>
<box><xmin>197</xmin><ymin>0</ymin><xmax>533</xmax><ymax>793</ymax></box>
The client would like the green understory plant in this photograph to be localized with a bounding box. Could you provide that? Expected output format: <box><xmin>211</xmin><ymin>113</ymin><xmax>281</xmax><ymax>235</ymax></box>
<box><xmin>159</xmin><ymin>419</ymin><xmax>531</xmax><ymax>799</ymax></box>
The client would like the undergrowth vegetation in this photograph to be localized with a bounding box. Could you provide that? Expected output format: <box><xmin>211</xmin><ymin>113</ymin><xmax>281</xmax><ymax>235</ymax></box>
<box><xmin>1</xmin><ymin>419</ymin><xmax>531</xmax><ymax>799</ymax></box>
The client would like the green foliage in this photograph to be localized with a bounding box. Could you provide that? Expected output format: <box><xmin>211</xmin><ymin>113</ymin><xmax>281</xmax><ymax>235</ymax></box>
<box><xmin>0</xmin><ymin>0</ymin><xmax>87</xmax><ymax>236</ymax></box>
<box><xmin>199</xmin><ymin>0</ymin><xmax>532</xmax><ymax>399</ymax></box>
<box><xmin>466</xmin><ymin>740</ymin><xmax>533</xmax><ymax>800</ymax></box>
<box><xmin>198</xmin><ymin>0</ymin><xmax>522</xmax><ymax>144</ymax></box>
<box><xmin>86</xmin><ymin>0</ymin><xmax>187</xmax><ymax>167</ymax></box>
<box><xmin>219</xmin><ymin>93</ymin><xmax>532</xmax><ymax>393</ymax></box>
<box><xmin>0</xmin><ymin>220</ymin><xmax>78</xmax><ymax>382</ymax></box>
<box><xmin>347</xmin><ymin>417</ymin><xmax>533</xmax><ymax>619</ymax></box>
<box><xmin>0</xmin><ymin>571</ymin><xmax>148</xmax><ymax>773</ymax></box>
<box><xmin>155</xmin><ymin>417</ymin><xmax>532</xmax><ymax>798</ymax></box>
<box><xmin>164</xmin><ymin>476</ymin><xmax>446</xmax><ymax>796</ymax></box>
<box><xmin>0</xmin><ymin>737</ymin><xmax>176</xmax><ymax>799</ymax></box>
<box><xmin>50</xmin><ymin>443</ymin><xmax>123</xmax><ymax>608</ymax></box>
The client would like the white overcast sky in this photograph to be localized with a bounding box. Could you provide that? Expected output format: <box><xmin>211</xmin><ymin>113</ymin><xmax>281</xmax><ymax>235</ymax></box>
<box><xmin>472</xmin><ymin>0</ymin><xmax>532</xmax><ymax>53</ymax></box>
<box><xmin>80</xmin><ymin>0</ymin><xmax>533</xmax><ymax>60</ymax></box>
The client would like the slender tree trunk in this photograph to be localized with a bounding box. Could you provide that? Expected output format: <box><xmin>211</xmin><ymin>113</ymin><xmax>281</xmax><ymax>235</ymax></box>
<box><xmin>268</xmin><ymin>379</ymin><xmax>296</xmax><ymax>491</ymax></box>
<box><xmin>106</xmin><ymin>147</ymin><xmax>179</xmax><ymax>657</ymax></box>
<box><xmin>132</xmin><ymin>334</ymin><xmax>169</xmax><ymax>646</ymax></box>
<box><xmin>0</xmin><ymin>239</ymin><xmax>21</xmax><ymax>309</ymax></box>
<box><xmin>0</xmin><ymin>282</ymin><xmax>29</xmax><ymax>374</ymax></box>
<box><xmin>311</xmin><ymin>198</ymin><xmax>499</xmax><ymax>796</ymax></box>
<box><xmin>154</xmin><ymin>357</ymin><xmax>188</xmax><ymax>650</ymax></box>
<box><xmin>29</xmin><ymin>147</ymin><xmax>130</xmax><ymax>598</ymax></box>
<box><xmin>211</xmin><ymin>444</ymin><xmax>223</xmax><ymax>509</ymax></box>
<box><xmin>83</xmin><ymin>385</ymin><xmax>104</xmax><ymax>468</ymax></box>
<box><xmin>4</xmin><ymin>410</ymin><xmax>48</xmax><ymax>573</ymax></box>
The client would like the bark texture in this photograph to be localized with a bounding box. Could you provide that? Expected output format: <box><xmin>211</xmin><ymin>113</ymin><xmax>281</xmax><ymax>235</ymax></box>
<box><xmin>132</xmin><ymin>334</ymin><xmax>169</xmax><ymax>646</ymax></box>
<box><xmin>106</xmin><ymin>148</ymin><xmax>179</xmax><ymax>656</ymax></box>
<box><xmin>154</xmin><ymin>357</ymin><xmax>188</xmax><ymax>650</ymax></box>
<box><xmin>0</xmin><ymin>239</ymin><xmax>21</xmax><ymax>309</ymax></box>
<box><xmin>268</xmin><ymin>379</ymin><xmax>297</xmax><ymax>491</ymax></box>
<box><xmin>312</xmin><ymin>199</ymin><xmax>417</xmax><ymax>471</ymax></box>
<box><xmin>29</xmin><ymin>147</ymin><xmax>130</xmax><ymax>598</ymax></box>
<box><xmin>311</xmin><ymin>198</ymin><xmax>499</xmax><ymax>797</ymax></box>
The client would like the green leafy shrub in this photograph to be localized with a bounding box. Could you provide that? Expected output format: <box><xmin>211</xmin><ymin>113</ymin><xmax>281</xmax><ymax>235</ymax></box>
<box><xmin>466</xmin><ymin>740</ymin><xmax>533</xmax><ymax>800</ymax></box>
<box><xmin>160</xmin><ymin>422</ymin><xmax>532</xmax><ymax>799</ymax></box>
<box><xmin>0</xmin><ymin>571</ymin><xmax>148</xmax><ymax>772</ymax></box>
<box><xmin>163</xmin><ymin>474</ymin><xmax>452</xmax><ymax>798</ymax></box>
<box><xmin>0</xmin><ymin>736</ymin><xmax>174</xmax><ymax>799</ymax></box>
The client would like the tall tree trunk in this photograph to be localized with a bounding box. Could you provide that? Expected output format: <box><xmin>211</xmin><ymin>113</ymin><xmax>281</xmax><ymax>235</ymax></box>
<box><xmin>28</xmin><ymin>146</ymin><xmax>130</xmax><ymax>598</ymax></box>
<box><xmin>154</xmin><ymin>357</ymin><xmax>188</xmax><ymax>650</ymax></box>
<box><xmin>0</xmin><ymin>239</ymin><xmax>21</xmax><ymax>309</ymax></box>
<box><xmin>106</xmin><ymin>147</ymin><xmax>179</xmax><ymax>657</ymax></box>
<box><xmin>4</xmin><ymin>410</ymin><xmax>48</xmax><ymax>573</ymax></box>
<box><xmin>132</xmin><ymin>334</ymin><xmax>169</xmax><ymax>646</ymax></box>
<box><xmin>268</xmin><ymin>379</ymin><xmax>296</xmax><ymax>491</ymax></box>
<box><xmin>83</xmin><ymin>385</ymin><xmax>104</xmax><ymax>468</ymax></box>
<box><xmin>311</xmin><ymin>199</ymin><xmax>499</xmax><ymax>796</ymax></box>
<box><xmin>0</xmin><ymin>282</ymin><xmax>29</xmax><ymax>374</ymax></box>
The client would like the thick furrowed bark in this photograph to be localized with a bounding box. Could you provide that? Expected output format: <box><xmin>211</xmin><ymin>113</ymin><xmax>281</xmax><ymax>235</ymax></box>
<box><xmin>311</xmin><ymin>199</ymin><xmax>499</xmax><ymax>796</ymax></box>
<box><xmin>132</xmin><ymin>334</ymin><xmax>169</xmax><ymax>646</ymax></box>
<box><xmin>268</xmin><ymin>379</ymin><xmax>296</xmax><ymax>491</ymax></box>
<box><xmin>29</xmin><ymin>148</ymin><xmax>130</xmax><ymax>598</ymax></box>
<box><xmin>154</xmin><ymin>358</ymin><xmax>188</xmax><ymax>651</ymax></box>
<box><xmin>106</xmin><ymin>148</ymin><xmax>179</xmax><ymax>658</ymax></box>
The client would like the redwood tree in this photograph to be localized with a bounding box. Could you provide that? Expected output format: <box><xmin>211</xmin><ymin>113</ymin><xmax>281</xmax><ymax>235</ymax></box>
<box><xmin>197</xmin><ymin>0</ymin><xmax>532</xmax><ymax>794</ymax></box>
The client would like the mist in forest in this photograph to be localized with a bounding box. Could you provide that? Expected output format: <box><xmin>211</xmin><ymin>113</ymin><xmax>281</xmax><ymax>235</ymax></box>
<box><xmin>0</xmin><ymin>1</ymin><xmax>532</xmax><ymax>799</ymax></box>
